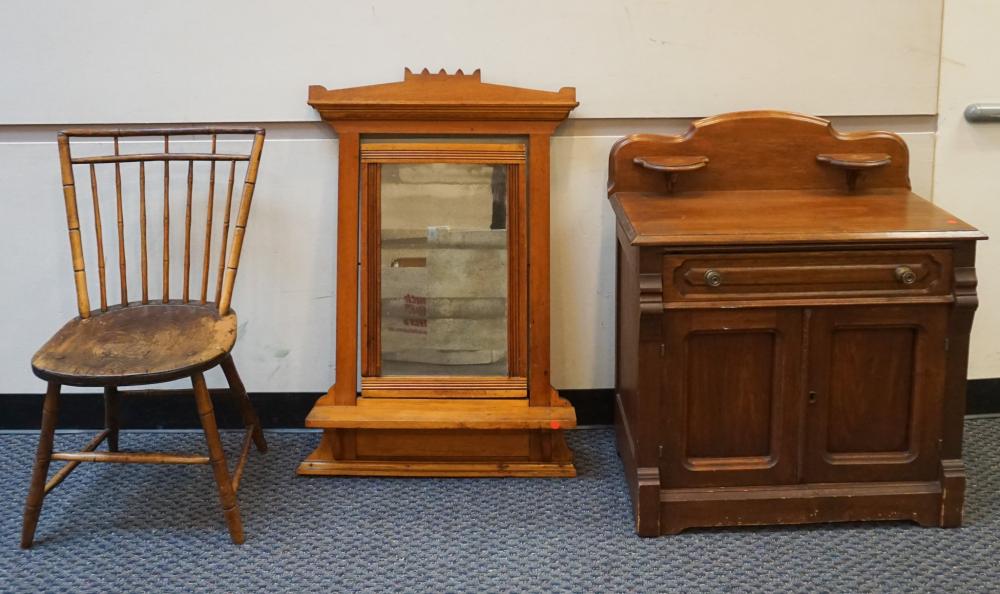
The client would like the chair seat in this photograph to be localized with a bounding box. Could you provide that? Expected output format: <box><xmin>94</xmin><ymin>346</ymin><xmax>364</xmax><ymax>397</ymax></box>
<box><xmin>32</xmin><ymin>302</ymin><xmax>237</xmax><ymax>386</ymax></box>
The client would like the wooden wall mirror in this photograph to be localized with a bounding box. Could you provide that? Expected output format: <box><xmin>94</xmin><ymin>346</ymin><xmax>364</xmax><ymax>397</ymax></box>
<box><xmin>299</xmin><ymin>70</ymin><xmax>579</xmax><ymax>477</ymax></box>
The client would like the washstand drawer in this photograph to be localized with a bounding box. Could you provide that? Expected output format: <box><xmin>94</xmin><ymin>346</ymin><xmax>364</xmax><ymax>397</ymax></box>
<box><xmin>663</xmin><ymin>249</ymin><xmax>952</xmax><ymax>304</ymax></box>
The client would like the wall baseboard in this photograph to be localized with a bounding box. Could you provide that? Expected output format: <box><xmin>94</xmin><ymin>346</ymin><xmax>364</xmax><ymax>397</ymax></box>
<box><xmin>967</xmin><ymin>377</ymin><xmax>1000</xmax><ymax>415</ymax></box>
<box><xmin>1</xmin><ymin>380</ymin><xmax>996</xmax><ymax>430</ymax></box>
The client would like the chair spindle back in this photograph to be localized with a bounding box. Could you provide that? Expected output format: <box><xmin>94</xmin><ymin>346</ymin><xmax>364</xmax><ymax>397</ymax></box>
<box><xmin>56</xmin><ymin>127</ymin><xmax>265</xmax><ymax>318</ymax></box>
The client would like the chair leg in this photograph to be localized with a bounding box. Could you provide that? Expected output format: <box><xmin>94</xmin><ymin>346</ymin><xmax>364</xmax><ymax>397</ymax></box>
<box><xmin>192</xmin><ymin>372</ymin><xmax>244</xmax><ymax>544</ymax></box>
<box><xmin>220</xmin><ymin>355</ymin><xmax>267</xmax><ymax>452</ymax></box>
<box><xmin>104</xmin><ymin>386</ymin><xmax>120</xmax><ymax>452</ymax></box>
<box><xmin>21</xmin><ymin>381</ymin><xmax>61</xmax><ymax>549</ymax></box>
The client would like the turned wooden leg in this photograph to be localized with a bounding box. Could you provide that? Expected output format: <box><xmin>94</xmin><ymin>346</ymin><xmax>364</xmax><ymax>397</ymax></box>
<box><xmin>104</xmin><ymin>386</ymin><xmax>120</xmax><ymax>452</ymax></box>
<box><xmin>21</xmin><ymin>381</ymin><xmax>61</xmax><ymax>549</ymax></box>
<box><xmin>192</xmin><ymin>372</ymin><xmax>244</xmax><ymax>544</ymax></box>
<box><xmin>220</xmin><ymin>355</ymin><xmax>267</xmax><ymax>453</ymax></box>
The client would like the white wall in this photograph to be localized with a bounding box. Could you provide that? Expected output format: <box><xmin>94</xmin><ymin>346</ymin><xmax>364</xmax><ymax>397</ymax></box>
<box><xmin>0</xmin><ymin>0</ymin><xmax>958</xmax><ymax>393</ymax></box>
<box><xmin>933</xmin><ymin>0</ymin><xmax>1000</xmax><ymax>379</ymax></box>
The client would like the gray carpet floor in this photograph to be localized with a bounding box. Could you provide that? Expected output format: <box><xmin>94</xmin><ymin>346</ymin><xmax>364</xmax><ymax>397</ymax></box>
<box><xmin>1</xmin><ymin>421</ymin><xmax>999</xmax><ymax>593</ymax></box>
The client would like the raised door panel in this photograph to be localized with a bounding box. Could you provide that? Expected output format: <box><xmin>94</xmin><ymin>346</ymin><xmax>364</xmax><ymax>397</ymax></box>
<box><xmin>804</xmin><ymin>305</ymin><xmax>948</xmax><ymax>483</ymax></box>
<box><xmin>660</xmin><ymin>309</ymin><xmax>802</xmax><ymax>487</ymax></box>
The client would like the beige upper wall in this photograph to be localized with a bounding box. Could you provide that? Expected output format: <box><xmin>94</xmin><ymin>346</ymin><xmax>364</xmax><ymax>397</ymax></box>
<box><xmin>0</xmin><ymin>0</ymin><xmax>942</xmax><ymax>123</ymax></box>
<box><xmin>2</xmin><ymin>0</ymin><xmax>974</xmax><ymax>392</ymax></box>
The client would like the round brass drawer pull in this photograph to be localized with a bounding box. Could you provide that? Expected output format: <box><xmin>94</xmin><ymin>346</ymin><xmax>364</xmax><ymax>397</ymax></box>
<box><xmin>704</xmin><ymin>269</ymin><xmax>723</xmax><ymax>287</ymax></box>
<box><xmin>895</xmin><ymin>266</ymin><xmax>917</xmax><ymax>285</ymax></box>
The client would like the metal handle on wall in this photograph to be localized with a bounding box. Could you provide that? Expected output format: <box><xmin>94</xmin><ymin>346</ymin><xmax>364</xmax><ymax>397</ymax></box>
<box><xmin>964</xmin><ymin>103</ymin><xmax>1000</xmax><ymax>122</ymax></box>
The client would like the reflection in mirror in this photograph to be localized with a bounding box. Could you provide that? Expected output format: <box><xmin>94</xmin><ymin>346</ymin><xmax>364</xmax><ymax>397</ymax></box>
<box><xmin>379</xmin><ymin>163</ymin><xmax>508</xmax><ymax>376</ymax></box>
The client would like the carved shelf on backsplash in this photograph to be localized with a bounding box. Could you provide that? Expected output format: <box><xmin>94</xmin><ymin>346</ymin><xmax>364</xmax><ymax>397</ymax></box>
<box><xmin>633</xmin><ymin>155</ymin><xmax>709</xmax><ymax>193</ymax></box>
<box><xmin>817</xmin><ymin>152</ymin><xmax>893</xmax><ymax>192</ymax></box>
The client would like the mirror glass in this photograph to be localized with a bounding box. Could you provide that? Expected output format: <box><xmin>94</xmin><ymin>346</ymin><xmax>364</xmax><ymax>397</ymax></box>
<box><xmin>379</xmin><ymin>163</ymin><xmax>508</xmax><ymax>376</ymax></box>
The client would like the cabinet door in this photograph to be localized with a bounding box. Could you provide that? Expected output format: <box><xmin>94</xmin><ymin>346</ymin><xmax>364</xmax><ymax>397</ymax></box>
<box><xmin>804</xmin><ymin>305</ymin><xmax>948</xmax><ymax>483</ymax></box>
<box><xmin>660</xmin><ymin>309</ymin><xmax>803</xmax><ymax>488</ymax></box>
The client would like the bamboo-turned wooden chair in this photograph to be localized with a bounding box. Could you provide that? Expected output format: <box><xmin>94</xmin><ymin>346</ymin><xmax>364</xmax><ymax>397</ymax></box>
<box><xmin>21</xmin><ymin>127</ymin><xmax>268</xmax><ymax>547</ymax></box>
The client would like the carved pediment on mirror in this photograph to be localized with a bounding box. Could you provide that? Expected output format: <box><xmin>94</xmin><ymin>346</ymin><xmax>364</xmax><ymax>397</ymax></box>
<box><xmin>308</xmin><ymin>68</ymin><xmax>578</xmax><ymax>122</ymax></box>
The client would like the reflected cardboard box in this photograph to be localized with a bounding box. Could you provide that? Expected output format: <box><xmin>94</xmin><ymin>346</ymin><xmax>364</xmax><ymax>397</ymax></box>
<box><xmin>381</xmin><ymin>227</ymin><xmax>506</xmax><ymax>366</ymax></box>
